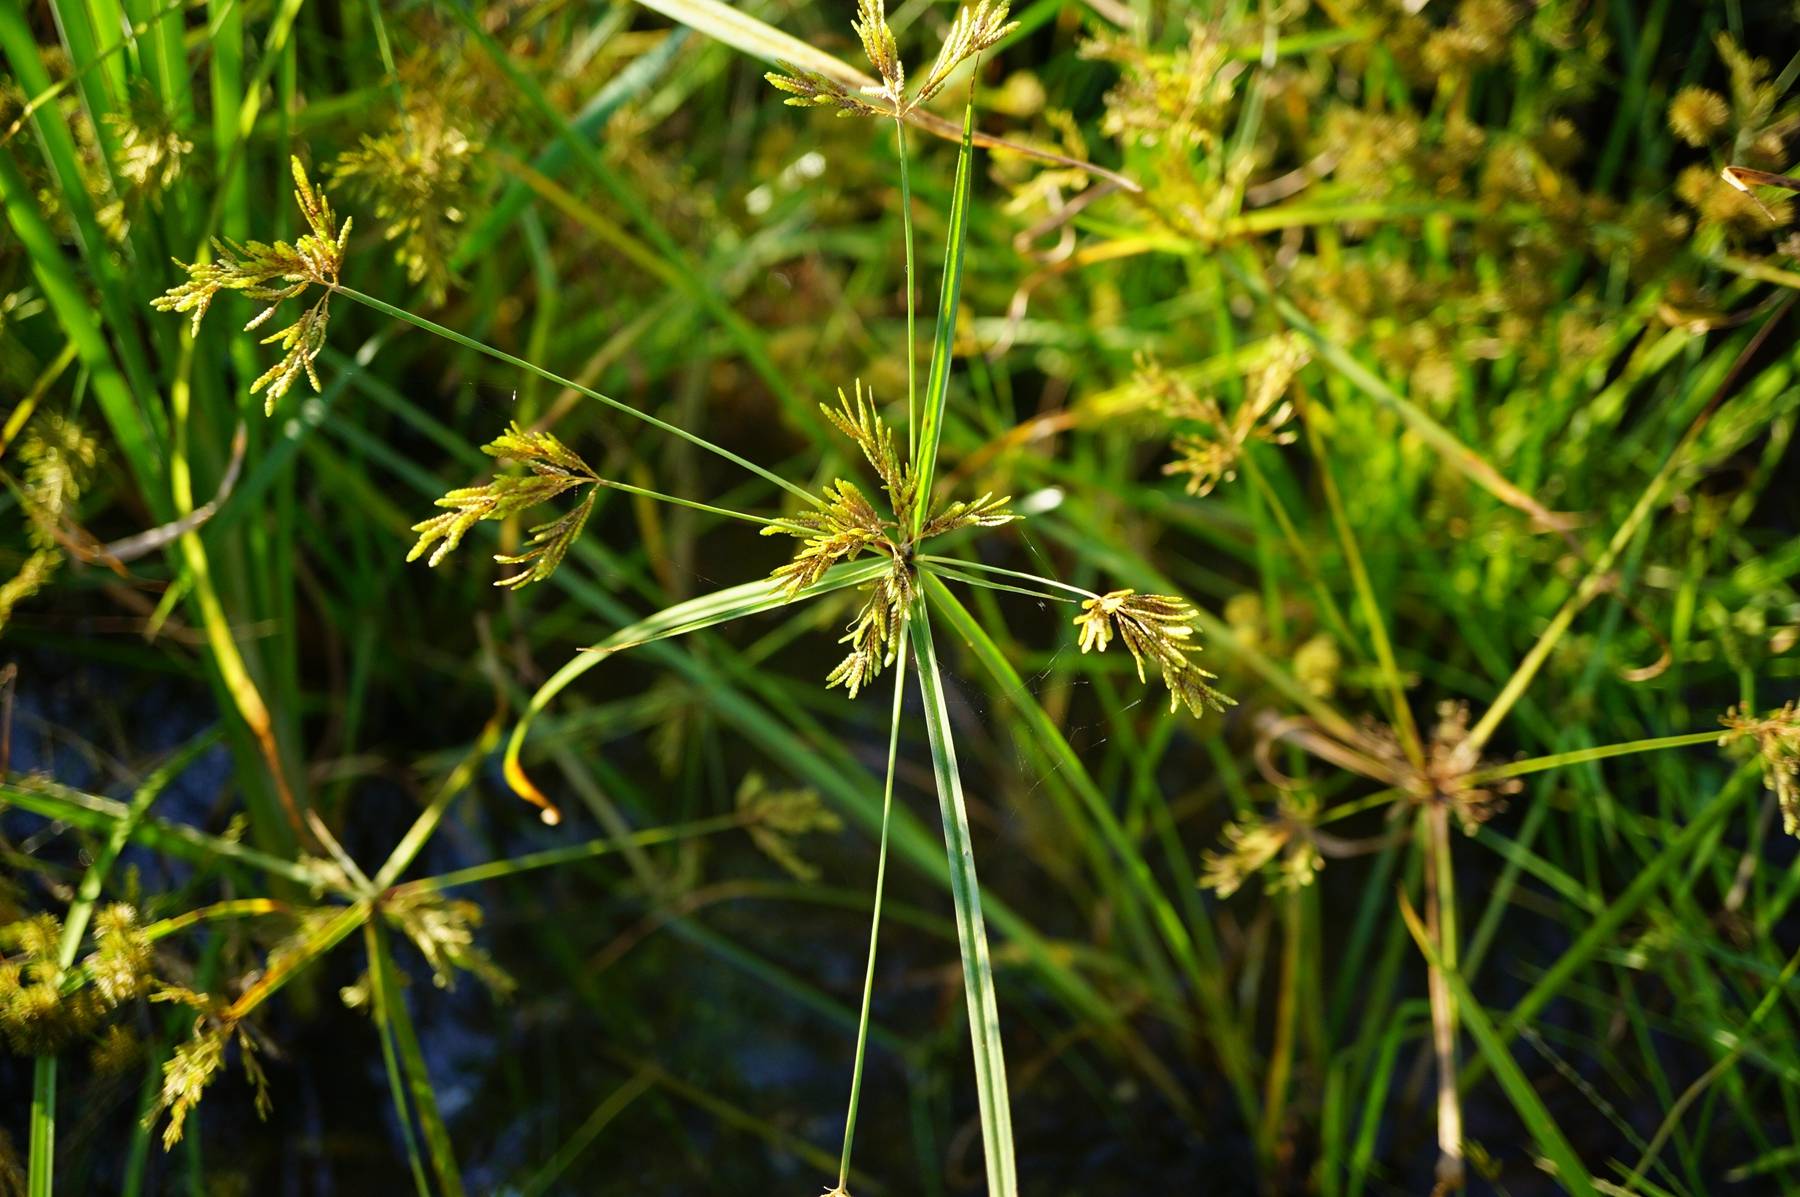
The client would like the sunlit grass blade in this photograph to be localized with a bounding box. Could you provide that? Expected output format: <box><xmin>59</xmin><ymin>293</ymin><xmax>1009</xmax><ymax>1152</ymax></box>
<box><xmin>911</xmin><ymin>598</ymin><xmax>1017</xmax><ymax>1197</ymax></box>
<box><xmin>922</xmin><ymin>573</ymin><xmax>1259</xmax><ymax>1128</ymax></box>
<box><xmin>910</xmin><ymin>98</ymin><xmax>976</xmax><ymax>533</ymax></box>
<box><xmin>0</xmin><ymin>147</ymin><xmax>166</xmax><ymax>505</ymax></box>
<box><xmin>501</xmin><ymin>558</ymin><xmax>892</xmax><ymax>820</ymax></box>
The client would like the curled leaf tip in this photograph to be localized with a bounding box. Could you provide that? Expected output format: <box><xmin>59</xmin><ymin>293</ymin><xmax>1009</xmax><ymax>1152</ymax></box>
<box><xmin>503</xmin><ymin>751</ymin><xmax>562</xmax><ymax>825</ymax></box>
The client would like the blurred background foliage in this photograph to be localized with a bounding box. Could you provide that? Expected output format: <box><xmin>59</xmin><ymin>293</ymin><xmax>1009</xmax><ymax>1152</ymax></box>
<box><xmin>2</xmin><ymin>0</ymin><xmax>1800</xmax><ymax>1193</ymax></box>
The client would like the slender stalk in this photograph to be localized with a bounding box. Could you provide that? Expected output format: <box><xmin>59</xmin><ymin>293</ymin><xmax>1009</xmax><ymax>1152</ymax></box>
<box><xmin>398</xmin><ymin>816</ymin><xmax>745</xmax><ymax>894</ymax></box>
<box><xmin>917</xmin><ymin>554</ymin><xmax>1096</xmax><ymax>599</ymax></box>
<box><xmin>592</xmin><ymin>476</ymin><xmax>803</xmax><ymax>531</ymax></box>
<box><xmin>331</xmin><ymin>284</ymin><xmax>820</xmax><ymax>507</ymax></box>
<box><xmin>910</xmin><ymin>100</ymin><xmax>977</xmax><ymax>536</ymax></box>
<box><xmin>373</xmin><ymin>717</ymin><xmax>501</xmax><ymax>890</ymax></box>
<box><xmin>1465</xmin><ymin>730</ymin><xmax>1722</xmax><ymax>785</ymax></box>
<box><xmin>835</xmin><ymin>624</ymin><xmax>910</xmax><ymax>1192</ymax></box>
<box><xmin>364</xmin><ymin>920</ymin><xmax>434</xmax><ymax>1197</ymax></box>
<box><xmin>923</xmin><ymin>563</ymin><xmax>1079</xmax><ymax>604</ymax></box>
<box><xmin>1303</xmin><ymin>406</ymin><xmax>1422</xmax><ymax>767</ymax></box>
<box><xmin>1422</xmin><ymin>804</ymin><xmax>1463</xmax><ymax>1190</ymax></box>
<box><xmin>367</xmin><ymin>920</ymin><xmax>467</xmax><ymax>1197</ymax></box>
<box><xmin>28</xmin><ymin>1057</ymin><xmax>53</xmax><ymax>1197</ymax></box>
<box><xmin>0</xmin><ymin>780</ymin><xmax>329</xmax><ymax>888</ymax></box>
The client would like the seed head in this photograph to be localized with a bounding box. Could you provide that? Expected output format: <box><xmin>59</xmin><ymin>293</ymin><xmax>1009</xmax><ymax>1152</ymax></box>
<box><xmin>1668</xmin><ymin>86</ymin><xmax>1730</xmax><ymax>146</ymax></box>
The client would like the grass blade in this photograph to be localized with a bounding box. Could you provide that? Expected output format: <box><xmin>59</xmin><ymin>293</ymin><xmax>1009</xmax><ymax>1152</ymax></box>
<box><xmin>911</xmin><ymin>99</ymin><xmax>976</xmax><ymax>533</ymax></box>
<box><xmin>362</xmin><ymin>921</ymin><xmax>434</xmax><ymax>1197</ymax></box>
<box><xmin>910</xmin><ymin>599</ymin><xmax>1017</xmax><ymax>1197</ymax></box>
<box><xmin>500</xmin><ymin>557</ymin><xmax>891</xmax><ymax>820</ymax></box>
<box><xmin>922</xmin><ymin>573</ymin><xmax>1259</xmax><ymax>1128</ymax></box>
<box><xmin>367</xmin><ymin>921</ymin><xmax>468</xmax><ymax>1197</ymax></box>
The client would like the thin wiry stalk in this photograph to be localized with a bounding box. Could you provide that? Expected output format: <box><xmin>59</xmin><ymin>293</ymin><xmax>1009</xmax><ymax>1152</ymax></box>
<box><xmin>1422</xmin><ymin>803</ymin><xmax>1463</xmax><ymax>1192</ymax></box>
<box><xmin>924</xmin><ymin>563</ymin><xmax>1079</xmax><ymax>604</ymax></box>
<box><xmin>1302</xmin><ymin>405</ymin><xmax>1422</xmax><ymax>768</ymax></box>
<box><xmin>835</xmin><ymin>624</ymin><xmax>910</xmax><ymax>1193</ymax></box>
<box><xmin>330</xmin><ymin>284</ymin><xmax>821</xmax><ymax>508</ymax></box>
<box><xmin>910</xmin><ymin>98</ymin><xmax>977</xmax><ymax>536</ymax></box>
<box><xmin>917</xmin><ymin>554</ymin><xmax>1097</xmax><ymax>598</ymax></box>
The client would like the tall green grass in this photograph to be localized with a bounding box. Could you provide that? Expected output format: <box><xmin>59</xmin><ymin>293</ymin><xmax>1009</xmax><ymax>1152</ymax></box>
<box><xmin>2</xmin><ymin>0</ymin><xmax>1799</xmax><ymax>1193</ymax></box>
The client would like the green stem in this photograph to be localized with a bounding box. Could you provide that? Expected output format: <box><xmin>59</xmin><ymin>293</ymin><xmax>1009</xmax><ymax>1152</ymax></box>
<box><xmin>837</xmin><ymin>624</ymin><xmax>910</xmax><ymax>1191</ymax></box>
<box><xmin>0</xmin><ymin>780</ymin><xmax>328</xmax><ymax>889</ymax></box>
<box><xmin>923</xmin><ymin>563</ymin><xmax>1080</xmax><ymax>604</ymax></box>
<box><xmin>910</xmin><ymin>101</ymin><xmax>976</xmax><ymax>536</ymax></box>
<box><xmin>1303</xmin><ymin>408</ymin><xmax>1423</xmax><ymax>768</ymax></box>
<box><xmin>373</xmin><ymin>718</ymin><xmax>499</xmax><ymax>890</ymax></box>
<box><xmin>28</xmin><ymin>1057</ymin><xmax>54</xmax><ymax>1197</ymax></box>
<box><xmin>331</xmin><ymin>285</ymin><xmax>820</xmax><ymax>508</ymax></box>
<box><xmin>366</xmin><ymin>923</ymin><xmax>434</xmax><ymax>1197</ymax></box>
<box><xmin>592</xmin><ymin>477</ymin><xmax>803</xmax><ymax>531</ymax></box>
<box><xmin>399</xmin><ymin>816</ymin><xmax>745</xmax><ymax>894</ymax></box>
<box><xmin>1466</xmin><ymin>730</ymin><xmax>1723</xmax><ymax>785</ymax></box>
<box><xmin>917</xmin><ymin>554</ymin><xmax>1096</xmax><ymax>599</ymax></box>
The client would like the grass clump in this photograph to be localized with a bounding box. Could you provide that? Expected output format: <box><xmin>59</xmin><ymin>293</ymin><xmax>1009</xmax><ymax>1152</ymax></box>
<box><xmin>3</xmin><ymin>0</ymin><xmax>1800</xmax><ymax>1193</ymax></box>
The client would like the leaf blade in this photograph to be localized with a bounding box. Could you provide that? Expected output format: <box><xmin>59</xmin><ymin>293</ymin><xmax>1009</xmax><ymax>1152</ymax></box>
<box><xmin>911</xmin><ymin>599</ymin><xmax>1017</xmax><ymax>1197</ymax></box>
<box><xmin>911</xmin><ymin>99</ymin><xmax>977</xmax><ymax>534</ymax></box>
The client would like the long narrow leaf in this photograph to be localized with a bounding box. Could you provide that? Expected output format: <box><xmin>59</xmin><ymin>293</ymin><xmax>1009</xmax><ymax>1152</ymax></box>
<box><xmin>922</xmin><ymin>574</ymin><xmax>1259</xmax><ymax>1126</ymax></box>
<box><xmin>911</xmin><ymin>100</ymin><xmax>976</xmax><ymax>532</ymax></box>
<box><xmin>911</xmin><ymin>599</ymin><xmax>1017</xmax><ymax>1197</ymax></box>
<box><xmin>363</xmin><ymin>923</ymin><xmax>434</xmax><ymax>1197</ymax></box>
<box><xmin>367</xmin><ymin>921</ymin><xmax>468</xmax><ymax>1197</ymax></box>
<box><xmin>501</xmin><ymin>557</ymin><xmax>891</xmax><ymax>819</ymax></box>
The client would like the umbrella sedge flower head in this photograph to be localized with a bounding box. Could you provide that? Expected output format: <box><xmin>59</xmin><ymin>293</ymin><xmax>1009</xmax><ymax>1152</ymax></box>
<box><xmin>1668</xmin><ymin>86</ymin><xmax>1730</xmax><ymax>146</ymax></box>
<box><xmin>330</xmin><ymin>97</ymin><xmax>481</xmax><ymax>304</ymax></box>
<box><xmin>767</xmin><ymin>0</ymin><xmax>1016</xmax><ymax>119</ymax></box>
<box><xmin>1721</xmin><ymin>700</ymin><xmax>1800</xmax><ymax>835</ymax></box>
<box><xmin>151</xmin><ymin>157</ymin><xmax>351</xmax><ymax>414</ymax></box>
<box><xmin>406</xmin><ymin>423</ymin><xmax>601</xmax><ymax>590</ymax></box>
<box><xmin>1073</xmin><ymin>590</ymin><xmax>1232</xmax><ymax>718</ymax></box>
<box><xmin>764</xmin><ymin>381</ymin><xmax>1014</xmax><ymax>699</ymax></box>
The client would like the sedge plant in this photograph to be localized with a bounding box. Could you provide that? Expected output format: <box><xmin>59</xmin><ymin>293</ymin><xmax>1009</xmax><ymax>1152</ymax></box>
<box><xmin>142</xmin><ymin>5</ymin><xmax>1231</xmax><ymax>1193</ymax></box>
